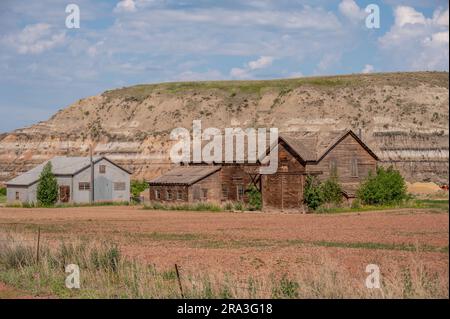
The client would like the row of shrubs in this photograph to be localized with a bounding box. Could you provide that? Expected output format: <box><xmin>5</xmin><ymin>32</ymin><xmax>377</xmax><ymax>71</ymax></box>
<box><xmin>304</xmin><ymin>166</ymin><xmax>408</xmax><ymax>211</ymax></box>
<box><xmin>143</xmin><ymin>200</ymin><xmax>253</xmax><ymax>212</ymax></box>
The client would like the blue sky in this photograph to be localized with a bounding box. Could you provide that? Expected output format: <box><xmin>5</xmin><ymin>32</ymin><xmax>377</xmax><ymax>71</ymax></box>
<box><xmin>0</xmin><ymin>0</ymin><xmax>448</xmax><ymax>132</ymax></box>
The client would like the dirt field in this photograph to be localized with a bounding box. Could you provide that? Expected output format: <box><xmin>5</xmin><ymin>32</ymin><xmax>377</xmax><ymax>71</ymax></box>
<box><xmin>0</xmin><ymin>206</ymin><xmax>448</xmax><ymax>283</ymax></box>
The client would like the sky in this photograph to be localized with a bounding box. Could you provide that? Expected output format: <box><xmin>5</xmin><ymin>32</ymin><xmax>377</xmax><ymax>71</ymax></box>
<box><xmin>0</xmin><ymin>0</ymin><xmax>448</xmax><ymax>132</ymax></box>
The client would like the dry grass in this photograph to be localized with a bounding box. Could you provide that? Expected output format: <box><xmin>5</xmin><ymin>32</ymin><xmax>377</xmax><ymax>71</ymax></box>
<box><xmin>0</xmin><ymin>231</ymin><xmax>448</xmax><ymax>299</ymax></box>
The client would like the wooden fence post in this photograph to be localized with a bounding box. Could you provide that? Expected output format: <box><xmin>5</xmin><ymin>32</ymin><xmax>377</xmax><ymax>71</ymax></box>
<box><xmin>175</xmin><ymin>264</ymin><xmax>184</xmax><ymax>298</ymax></box>
<box><xmin>36</xmin><ymin>226</ymin><xmax>41</xmax><ymax>264</ymax></box>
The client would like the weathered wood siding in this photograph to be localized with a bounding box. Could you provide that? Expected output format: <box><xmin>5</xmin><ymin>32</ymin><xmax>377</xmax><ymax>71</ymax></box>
<box><xmin>306</xmin><ymin>134</ymin><xmax>377</xmax><ymax>184</ymax></box>
<box><xmin>219</xmin><ymin>165</ymin><xmax>253</xmax><ymax>203</ymax></box>
<box><xmin>149</xmin><ymin>185</ymin><xmax>189</xmax><ymax>202</ymax></box>
<box><xmin>262</xmin><ymin>142</ymin><xmax>306</xmax><ymax>209</ymax></box>
<box><xmin>149</xmin><ymin>170</ymin><xmax>222</xmax><ymax>203</ymax></box>
<box><xmin>187</xmin><ymin>171</ymin><xmax>222</xmax><ymax>203</ymax></box>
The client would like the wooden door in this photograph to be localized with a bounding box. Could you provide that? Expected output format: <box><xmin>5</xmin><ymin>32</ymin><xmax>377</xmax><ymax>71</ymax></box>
<box><xmin>59</xmin><ymin>186</ymin><xmax>70</xmax><ymax>203</ymax></box>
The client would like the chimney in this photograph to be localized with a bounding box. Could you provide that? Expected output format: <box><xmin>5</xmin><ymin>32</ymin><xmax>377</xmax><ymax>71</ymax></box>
<box><xmin>358</xmin><ymin>128</ymin><xmax>362</xmax><ymax>140</ymax></box>
<box><xmin>90</xmin><ymin>145</ymin><xmax>94</xmax><ymax>204</ymax></box>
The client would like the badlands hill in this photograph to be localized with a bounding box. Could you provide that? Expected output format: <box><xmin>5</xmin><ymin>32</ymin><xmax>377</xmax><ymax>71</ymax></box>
<box><xmin>0</xmin><ymin>71</ymin><xmax>448</xmax><ymax>184</ymax></box>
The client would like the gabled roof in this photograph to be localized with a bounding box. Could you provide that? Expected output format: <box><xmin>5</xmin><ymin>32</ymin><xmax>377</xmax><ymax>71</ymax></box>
<box><xmin>148</xmin><ymin>166</ymin><xmax>221</xmax><ymax>186</ymax></box>
<box><xmin>314</xmin><ymin>130</ymin><xmax>379</xmax><ymax>162</ymax></box>
<box><xmin>6</xmin><ymin>156</ymin><xmax>131</xmax><ymax>187</ymax></box>
<box><xmin>277</xmin><ymin>129</ymin><xmax>379</xmax><ymax>164</ymax></box>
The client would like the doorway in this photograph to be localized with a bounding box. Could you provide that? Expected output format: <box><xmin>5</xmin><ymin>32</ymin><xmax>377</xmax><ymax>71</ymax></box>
<box><xmin>59</xmin><ymin>186</ymin><xmax>70</xmax><ymax>203</ymax></box>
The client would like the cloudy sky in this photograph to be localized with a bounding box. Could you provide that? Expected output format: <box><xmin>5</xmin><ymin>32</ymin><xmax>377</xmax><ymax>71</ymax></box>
<box><xmin>0</xmin><ymin>0</ymin><xmax>448</xmax><ymax>132</ymax></box>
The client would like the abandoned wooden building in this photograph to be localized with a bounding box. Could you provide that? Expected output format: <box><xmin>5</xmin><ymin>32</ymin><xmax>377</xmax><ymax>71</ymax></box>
<box><xmin>148</xmin><ymin>129</ymin><xmax>379</xmax><ymax>210</ymax></box>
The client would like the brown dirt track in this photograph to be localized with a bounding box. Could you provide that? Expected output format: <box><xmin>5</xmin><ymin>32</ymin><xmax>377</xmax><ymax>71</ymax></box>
<box><xmin>0</xmin><ymin>206</ymin><xmax>448</xmax><ymax>281</ymax></box>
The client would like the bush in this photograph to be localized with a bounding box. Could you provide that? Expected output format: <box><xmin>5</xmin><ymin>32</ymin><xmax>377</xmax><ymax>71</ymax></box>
<box><xmin>357</xmin><ymin>166</ymin><xmax>407</xmax><ymax>205</ymax></box>
<box><xmin>321</xmin><ymin>173</ymin><xmax>343</xmax><ymax>205</ymax></box>
<box><xmin>37</xmin><ymin>162</ymin><xmax>58</xmax><ymax>206</ymax></box>
<box><xmin>131</xmin><ymin>179</ymin><xmax>148</xmax><ymax>198</ymax></box>
<box><xmin>0</xmin><ymin>187</ymin><xmax>6</xmax><ymax>196</ymax></box>
<box><xmin>247</xmin><ymin>185</ymin><xmax>262</xmax><ymax>211</ymax></box>
<box><xmin>304</xmin><ymin>176</ymin><xmax>323</xmax><ymax>210</ymax></box>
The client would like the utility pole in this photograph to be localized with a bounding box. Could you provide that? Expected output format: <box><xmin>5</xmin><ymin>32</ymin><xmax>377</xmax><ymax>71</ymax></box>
<box><xmin>90</xmin><ymin>145</ymin><xmax>94</xmax><ymax>204</ymax></box>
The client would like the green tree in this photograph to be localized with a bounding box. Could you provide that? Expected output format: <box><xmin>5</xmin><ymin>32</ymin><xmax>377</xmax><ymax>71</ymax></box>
<box><xmin>357</xmin><ymin>166</ymin><xmax>407</xmax><ymax>205</ymax></box>
<box><xmin>247</xmin><ymin>185</ymin><xmax>262</xmax><ymax>211</ymax></box>
<box><xmin>321</xmin><ymin>171</ymin><xmax>343</xmax><ymax>205</ymax></box>
<box><xmin>37</xmin><ymin>162</ymin><xmax>58</xmax><ymax>206</ymax></box>
<box><xmin>304</xmin><ymin>175</ymin><xmax>323</xmax><ymax>210</ymax></box>
<box><xmin>131</xmin><ymin>179</ymin><xmax>148</xmax><ymax>198</ymax></box>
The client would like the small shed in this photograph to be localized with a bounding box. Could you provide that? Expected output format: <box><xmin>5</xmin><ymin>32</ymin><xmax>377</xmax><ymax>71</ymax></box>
<box><xmin>148</xmin><ymin>166</ymin><xmax>222</xmax><ymax>203</ymax></box>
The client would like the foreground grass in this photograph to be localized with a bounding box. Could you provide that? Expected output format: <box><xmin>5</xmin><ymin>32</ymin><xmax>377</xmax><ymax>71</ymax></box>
<box><xmin>0</xmin><ymin>233</ymin><xmax>448</xmax><ymax>299</ymax></box>
<box><xmin>315</xmin><ymin>200</ymin><xmax>449</xmax><ymax>214</ymax></box>
<box><xmin>5</xmin><ymin>201</ymin><xmax>134</xmax><ymax>209</ymax></box>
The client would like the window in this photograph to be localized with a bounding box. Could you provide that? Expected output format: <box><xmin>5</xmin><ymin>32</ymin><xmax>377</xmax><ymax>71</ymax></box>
<box><xmin>351</xmin><ymin>157</ymin><xmax>359</xmax><ymax>177</ymax></box>
<box><xmin>193</xmin><ymin>186</ymin><xmax>201</xmax><ymax>201</ymax></box>
<box><xmin>99</xmin><ymin>165</ymin><xmax>106</xmax><ymax>174</ymax></box>
<box><xmin>114</xmin><ymin>182</ymin><xmax>126</xmax><ymax>191</ymax></box>
<box><xmin>155</xmin><ymin>189</ymin><xmax>161</xmax><ymax>199</ymax></box>
<box><xmin>15</xmin><ymin>192</ymin><xmax>19</xmax><ymax>200</ymax></box>
<box><xmin>222</xmin><ymin>185</ymin><xmax>229</xmax><ymax>199</ymax></box>
<box><xmin>166</xmin><ymin>189</ymin><xmax>173</xmax><ymax>200</ymax></box>
<box><xmin>177</xmin><ymin>189</ymin><xmax>183</xmax><ymax>200</ymax></box>
<box><xmin>79</xmin><ymin>182</ymin><xmax>90</xmax><ymax>191</ymax></box>
<box><xmin>329</xmin><ymin>159</ymin><xmax>337</xmax><ymax>175</ymax></box>
<box><xmin>237</xmin><ymin>185</ymin><xmax>244</xmax><ymax>201</ymax></box>
<box><xmin>201</xmin><ymin>189</ymin><xmax>208</xmax><ymax>200</ymax></box>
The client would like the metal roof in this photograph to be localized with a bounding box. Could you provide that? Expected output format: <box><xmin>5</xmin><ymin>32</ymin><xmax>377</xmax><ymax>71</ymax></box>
<box><xmin>5</xmin><ymin>156</ymin><xmax>125</xmax><ymax>186</ymax></box>
<box><xmin>148</xmin><ymin>166</ymin><xmax>221</xmax><ymax>186</ymax></box>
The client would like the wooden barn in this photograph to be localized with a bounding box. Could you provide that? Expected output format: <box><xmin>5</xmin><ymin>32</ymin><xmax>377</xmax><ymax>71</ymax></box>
<box><xmin>148</xmin><ymin>129</ymin><xmax>378</xmax><ymax>210</ymax></box>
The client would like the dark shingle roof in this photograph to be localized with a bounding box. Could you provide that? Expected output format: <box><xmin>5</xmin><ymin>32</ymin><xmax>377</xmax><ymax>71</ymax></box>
<box><xmin>148</xmin><ymin>166</ymin><xmax>221</xmax><ymax>186</ymax></box>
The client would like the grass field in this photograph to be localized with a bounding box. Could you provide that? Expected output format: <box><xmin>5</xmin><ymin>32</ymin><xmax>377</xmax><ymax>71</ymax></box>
<box><xmin>0</xmin><ymin>206</ymin><xmax>448</xmax><ymax>298</ymax></box>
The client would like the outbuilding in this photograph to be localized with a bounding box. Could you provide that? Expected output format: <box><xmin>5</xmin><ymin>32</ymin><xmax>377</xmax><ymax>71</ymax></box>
<box><xmin>6</xmin><ymin>156</ymin><xmax>131</xmax><ymax>204</ymax></box>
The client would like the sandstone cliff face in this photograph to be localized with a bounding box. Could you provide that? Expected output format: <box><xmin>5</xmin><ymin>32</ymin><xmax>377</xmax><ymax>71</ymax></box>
<box><xmin>0</xmin><ymin>72</ymin><xmax>448</xmax><ymax>184</ymax></box>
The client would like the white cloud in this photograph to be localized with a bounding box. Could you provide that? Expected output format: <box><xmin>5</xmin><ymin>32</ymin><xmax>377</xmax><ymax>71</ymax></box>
<box><xmin>230</xmin><ymin>67</ymin><xmax>249</xmax><ymax>79</ymax></box>
<box><xmin>2</xmin><ymin>23</ymin><xmax>65</xmax><ymax>54</ymax></box>
<box><xmin>114</xmin><ymin>0</ymin><xmax>136</xmax><ymax>13</ymax></box>
<box><xmin>394</xmin><ymin>6</ymin><xmax>426</xmax><ymax>27</ymax></box>
<box><xmin>379</xmin><ymin>6</ymin><xmax>449</xmax><ymax>71</ymax></box>
<box><xmin>362</xmin><ymin>64</ymin><xmax>374</xmax><ymax>74</ymax></box>
<box><xmin>433</xmin><ymin>8</ymin><xmax>449</xmax><ymax>27</ymax></box>
<box><xmin>116</xmin><ymin>8</ymin><xmax>341</xmax><ymax>30</ymax></box>
<box><xmin>230</xmin><ymin>56</ymin><xmax>274</xmax><ymax>79</ymax></box>
<box><xmin>248</xmin><ymin>56</ymin><xmax>274</xmax><ymax>70</ymax></box>
<box><xmin>339</xmin><ymin>0</ymin><xmax>365</xmax><ymax>22</ymax></box>
<box><xmin>315</xmin><ymin>53</ymin><xmax>341</xmax><ymax>74</ymax></box>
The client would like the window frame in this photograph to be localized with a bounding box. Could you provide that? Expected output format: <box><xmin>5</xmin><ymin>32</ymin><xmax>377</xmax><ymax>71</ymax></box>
<box><xmin>99</xmin><ymin>165</ymin><xmax>106</xmax><ymax>174</ymax></box>
<box><xmin>237</xmin><ymin>184</ymin><xmax>244</xmax><ymax>201</ymax></box>
<box><xmin>113</xmin><ymin>182</ymin><xmax>126</xmax><ymax>191</ymax></box>
<box><xmin>78</xmin><ymin>182</ymin><xmax>90</xmax><ymax>191</ymax></box>
<box><xmin>329</xmin><ymin>158</ymin><xmax>338</xmax><ymax>175</ymax></box>
<box><xmin>221</xmin><ymin>184</ymin><xmax>229</xmax><ymax>200</ymax></box>
<box><xmin>201</xmin><ymin>188</ymin><xmax>208</xmax><ymax>200</ymax></box>
<box><xmin>351</xmin><ymin>156</ymin><xmax>359</xmax><ymax>177</ymax></box>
